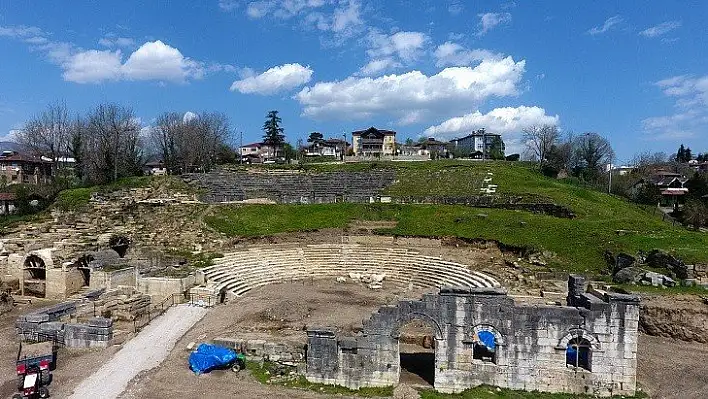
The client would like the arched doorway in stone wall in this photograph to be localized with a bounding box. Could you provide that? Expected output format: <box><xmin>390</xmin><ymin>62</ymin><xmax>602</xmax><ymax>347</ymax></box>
<box><xmin>23</xmin><ymin>254</ymin><xmax>46</xmax><ymax>297</ymax></box>
<box><xmin>75</xmin><ymin>254</ymin><xmax>94</xmax><ymax>287</ymax></box>
<box><xmin>397</xmin><ymin>319</ymin><xmax>436</xmax><ymax>386</ymax></box>
<box><xmin>391</xmin><ymin>313</ymin><xmax>443</xmax><ymax>388</ymax></box>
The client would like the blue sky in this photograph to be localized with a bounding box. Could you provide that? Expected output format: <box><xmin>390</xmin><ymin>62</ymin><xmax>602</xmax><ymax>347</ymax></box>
<box><xmin>0</xmin><ymin>0</ymin><xmax>706</xmax><ymax>162</ymax></box>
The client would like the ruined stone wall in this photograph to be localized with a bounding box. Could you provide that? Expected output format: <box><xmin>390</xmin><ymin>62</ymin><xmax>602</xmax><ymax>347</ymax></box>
<box><xmin>306</xmin><ymin>277</ymin><xmax>639</xmax><ymax>397</ymax></box>
<box><xmin>137</xmin><ymin>275</ymin><xmax>195</xmax><ymax>299</ymax></box>
<box><xmin>15</xmin><ymin>302</ymin><xmax>113</xmax><ymax>348</ymax></box>
<box><xmin>90</xmin><ymin>267</ymin><xmax>136</xmax><ymax>290</ymax></box>
<box><xmin>45</xmin><ymin>268</ymin><xmax>85</xmax><ymax>299</ymax></box>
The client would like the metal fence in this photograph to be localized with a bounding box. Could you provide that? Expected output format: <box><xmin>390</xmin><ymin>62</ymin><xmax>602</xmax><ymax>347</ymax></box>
<box><xmin>132</xmin><ymin>292</ymin><xmax>182</xmax><ymax>333</ymax></box>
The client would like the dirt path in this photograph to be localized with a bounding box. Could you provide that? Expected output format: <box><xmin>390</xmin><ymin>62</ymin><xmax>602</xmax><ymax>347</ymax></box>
<box><xmin>66</xmin><ymin>304</ymin><xmax>207</xmax><ymax>399</ymax></box>
<box><xmin>637</xmin><ymin>334</ymin><xmax>708</xmax><ymax>399</ymax></box>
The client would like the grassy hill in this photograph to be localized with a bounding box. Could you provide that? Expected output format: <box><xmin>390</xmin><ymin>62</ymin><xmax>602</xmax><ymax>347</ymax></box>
<box><xmin>206</xmin><ymin>161</ymin><xmax>708</xmax><ymax>276</ymax></box>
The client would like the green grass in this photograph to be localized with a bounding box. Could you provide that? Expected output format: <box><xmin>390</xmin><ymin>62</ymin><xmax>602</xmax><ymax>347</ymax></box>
<box><xmin>205</xmin><ymin>202</ymin><xmax>708</xmax><ymax>275</ymax></box>
<box><xmin>54</xmin><ymin>187</ymin><xmax>94</xmax><ymax>211</ymax></box>
<box><xmin>246</xmin><ymin>361</ymin><xmax>393</xmax><ymax>397</ymax></box>
<box><xmin>53</xmin><ymin>175</ymin><xmax>196</xmax><ymax>212</ymax></box>
<box><xmin>205</xmin><ymin>160</ymin><xmax>708</xmax><ymax>276</ymax></box>
<box><xmin>419</xmin><ymin>385</ymin><xmax>648</xmax><ymax>399</ymax></box>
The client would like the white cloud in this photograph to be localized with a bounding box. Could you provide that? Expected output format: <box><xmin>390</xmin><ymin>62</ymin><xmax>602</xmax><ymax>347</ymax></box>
<box><xmin>434</xmin><ymin>42</ymin><xmax>502</xmax><ymax>67</ymax></box>
<box><xmin>218</xmin><ymin>0</ymin><xmax>241</xmax><ymax>12</ymax></box>
<box><xmin>358</xmin><ymin>30</ymin><xmax>428</xmax><ymax>76</ymax></box>
<box><xmin>587</xmin><ymin>15</ymin><xmax>623</xmax><ymax>35</ymax></box>
<box><xmin>358</xmin><ymin>58</ymin><xmax>400</xmax><ymax>76</ymax></box>
<box><xmin>61</xmin><ymin>40</ymin><xmax>203</xmax><ymax>83</ymax></box>
<box><xmin>643</xmin><ymin>75</ymin><xmax>708</xmax><ymax>140</ymax></box>
<box><xmin>424</xmin><ymin>106</ymin><xmax>559</xmax><ymax>139</ymax></box>
<box><xmin>296</xmin><ymin>56</ymin><xmax>526</xmax><ymax>124</ymax></box>
<box><xmin>424</xmin><ymin>106</ymin><xmax>559</xmax><ymax>154</ymax></box>
<box><xmin>448</xmin><ymin>1</ymin><xmax>463</xmax><ymax>16</ymax></box>
<box><xmin>62</xmin><ymin>49</ymin><xmax>123</xmax><ymax>83</ymax></box>
<box><xmin>331</xmin><ymin>0</ymin><xmax>362</xmax><ymax>33</ymax></box>
<box><xmin>231</xmin><ymin>63</ymin><xmax>313</xmax><ymax>94</ymax></box>
<box><xmin>121</xmin><ymin>40</ymin><xmax>203</xmax><ymax>82</ymax></box>
<box><xmin>183</xmin><ymin>111</ymin><xmax>198</xmax><ymax>123</ymax></box>
<box><xmin>640</xmin><ymin>21</ymin><xmax>681</xmax><ymax>38</ymax></box>
<box><xmin>0</xmin><ymin>25</ymin><xmax>206</xmax><ymax>84</ymax></box>
<box><xmin>221</xmin><ymin>1</ymin><xmax>364</xmax><ymax>42</ymax></box>
<box><xmin>477</xmin><ymin>12</ymin><xmax>511</xmax><ymax>36</ymax></box>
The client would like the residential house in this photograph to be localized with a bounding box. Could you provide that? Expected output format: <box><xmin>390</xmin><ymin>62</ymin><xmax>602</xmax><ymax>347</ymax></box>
<box><xmin>631</xmin><ymin>171</ymin><xmax>689</xmax><ymax>209</ymax></box>
<box><xmin>351</xmin><ymin>127</ymin><xmax>396</xmax><ymax>157</ymax></box>
<box><xmin>304</xmin><ymin>138</ymin><xmax>349</xmax><ymax>158</ymax></box>
<box><xmin>239</xmin><ymin>142</ymin><xmax>276</xmax><ymax>163</ymax></box>
<box><xmin>449</xmin><ymin>129</ymin><xmax>504</xmax><ymax>159</ymax></box>
<box><xmin>143</xmin><ymin>160</ymin><xmax>167</xmax><ymax>176</ymax></box>
<box><xmin>0</xmin><ymin>151</ymin><xmax>52</xmax><ymax>185</ymax></box>
<box><xmin>0</xmin><ymin>192</ymin><xmax>16</xmax><ymax>214</ymax></box>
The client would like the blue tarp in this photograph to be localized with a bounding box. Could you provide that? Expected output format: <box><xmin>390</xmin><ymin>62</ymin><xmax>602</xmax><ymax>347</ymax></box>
<box><xmin>477</xmin><ymin>331</ymin><xmax>496</xmax><ymax>351</ymax></box>
<box><xmin>189</xmin><ymin>344</ymin><xmax>238</xmax><ymax>374</ymax></box>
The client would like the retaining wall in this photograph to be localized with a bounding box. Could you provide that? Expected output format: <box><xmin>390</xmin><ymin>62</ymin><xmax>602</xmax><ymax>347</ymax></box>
<box><xmin>90</xmin><ymin>267</ymin><xmax>137</xmax><ymax>290</ymax></box>
<box><xmin>137</xmin><ymin>275</ymin><xmax>196</xmax><ymax>299</ymax></box>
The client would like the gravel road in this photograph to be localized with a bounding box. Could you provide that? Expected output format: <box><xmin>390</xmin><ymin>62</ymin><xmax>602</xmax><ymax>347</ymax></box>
<box><xmin>67</xmin><ymin>304</ymin><xmax>208</xmax><ymax>399</ymax></box>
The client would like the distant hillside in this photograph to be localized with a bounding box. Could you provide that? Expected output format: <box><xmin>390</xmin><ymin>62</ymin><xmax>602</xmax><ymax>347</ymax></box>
<box><xmin>206</xmin><ymin>161</ymin><xmax>708</xmax><ymax>275</ymax></box>
<box><xmin>0</xmin><ymin>141</ymin><xmax>25</xmax><ymax>153</ymax></box>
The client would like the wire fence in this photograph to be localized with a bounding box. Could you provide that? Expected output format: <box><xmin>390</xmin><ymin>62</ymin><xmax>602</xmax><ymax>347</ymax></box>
<box><xmin>132</xmin><ymin>292</ymin><xmax>181</xmax><ymax>333</ymax></box>
<box><xmin>132</xmin><ymin>292</ymin><xmax>216</xmax><ymax>333</ymax></box>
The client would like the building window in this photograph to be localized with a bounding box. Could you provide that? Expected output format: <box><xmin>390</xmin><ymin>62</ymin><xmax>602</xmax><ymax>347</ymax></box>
<box><xmin>566</xmin><ymin>337</ymin><xmax>591</xmax><ymax>371</ymax></box>
<box><xmin>472</xmin><ymin>330</ymin><xmax>496</xmax><ymax>363</ymax></box>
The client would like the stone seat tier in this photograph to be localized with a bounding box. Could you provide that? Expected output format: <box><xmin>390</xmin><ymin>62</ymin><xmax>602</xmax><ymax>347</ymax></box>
<box><xmin>201</xmin><ymin>246</ymin><xmax>500</xmax><ymax>297</ymax></box>
<box><xmin>212</xmin><ymin>266</ymin><xmax>477</xmax><ymax>297</ymax></box>
<box><xmin>206</xmin><ymin>262</ymin><xmax>480</xmax><ymax>290</ymax></box>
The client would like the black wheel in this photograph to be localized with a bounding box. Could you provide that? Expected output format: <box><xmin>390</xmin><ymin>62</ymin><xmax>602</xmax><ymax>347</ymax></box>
<box><xmin>40</xmin><ymin>371</ymin><xmax>51</xmax><ymax>385</ymax></box>
<box><xmin>231</xmin><ymin>363</ymin><xmax>241</xmax><ymax>372</ymax></box>
<box><xmin>38</xmin><ymin>386</ymin><xmax>49</xmax><ymax>398</ymax></box>
<box><xmin>17</xmin><ymin>375</ymin><xmax>23</xmax><ymax>391</ymax></box>
<box><xmin>12</xmin><ymin>394</ymin><xmax>23</xmax><ymax>399</ymax></box>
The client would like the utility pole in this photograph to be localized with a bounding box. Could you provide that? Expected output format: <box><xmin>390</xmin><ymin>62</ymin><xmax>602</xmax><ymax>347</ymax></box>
<box><xmin>113</xmin><ymin>126</ymin><xmax>119</xmax><ymax>182</ymax></box>
<box><xmin>239</xmin><ymin>131</ymin><xmax>243</xmax><ymax>164</ymax></box>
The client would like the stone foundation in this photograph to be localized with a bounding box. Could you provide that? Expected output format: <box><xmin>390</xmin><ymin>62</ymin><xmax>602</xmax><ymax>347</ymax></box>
<box><xmin>16</xmin><ymin>302</ymin><xmax>113</xmax><ymax>348</ymax></box>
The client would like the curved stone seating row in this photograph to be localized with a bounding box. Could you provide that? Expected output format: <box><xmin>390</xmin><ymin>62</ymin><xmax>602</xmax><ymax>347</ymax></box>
<box><xmin>201</xmin><ymin>245</ymin><xmax>501</xmax><ymax>297</ymax></box>
<box><xmin>183</xmin><ymin>170</ymin><xmax>396</xmax><ymax>203</ymax></box>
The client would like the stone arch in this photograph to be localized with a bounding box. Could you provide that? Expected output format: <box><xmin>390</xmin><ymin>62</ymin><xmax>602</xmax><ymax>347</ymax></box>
<box><xmin>390</xmin><ymin>312</ymin><xmax>444</xmax><ymax>341</ymax></box>
<box><xmin>557</xmin><ymin>328</ymin><xmax>602</xmax><ymax>352</ymax></box>
<box><xmin>23</xmin><ymin>254</ymin><xmax>47</xmax><ymax>280</ymax></box>
<box><xmin>109</xmin><ymin>235</ymin><xmax>130</xmax><ymax>258</ymax></box>
<box><xmin>471</xmin><ymin>324</ymin><xmax>506</xmax><ymax>346</ymax></box>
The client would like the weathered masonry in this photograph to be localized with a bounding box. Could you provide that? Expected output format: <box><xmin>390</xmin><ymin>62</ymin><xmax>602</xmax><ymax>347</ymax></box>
<box><xmin>306</xmin><ymin>276</ymin><xmax>640</xmax><ymax>396</ymax></box>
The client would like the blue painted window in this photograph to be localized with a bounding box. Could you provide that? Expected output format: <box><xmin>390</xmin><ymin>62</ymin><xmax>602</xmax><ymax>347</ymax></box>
<box><xmin>566</xmin><ymin>338</ymin><xmax>591</xmax><ymax>371</ymax></box>
<box><xmin>473</xmin><ymin>330</ymin><xmax>496</xmax><ymax>363</ymax></box>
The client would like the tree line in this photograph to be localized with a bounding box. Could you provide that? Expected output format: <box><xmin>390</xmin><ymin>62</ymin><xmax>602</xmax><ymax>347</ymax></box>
<box><xmin>15</xmin><ymin>102</ymin><xmax>234</xmax><ymax>187</ymax></box>
<box><xmin>522</xmin><ymin>125</ymin><xmax>614</xmax><ymax>183</ymax></box>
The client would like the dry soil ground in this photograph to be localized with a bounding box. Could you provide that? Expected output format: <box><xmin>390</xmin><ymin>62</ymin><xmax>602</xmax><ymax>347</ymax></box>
<box><xmin>2</xmin><ymin>282</ymin><xmax>707</xmax><ymax>399</ymax></box>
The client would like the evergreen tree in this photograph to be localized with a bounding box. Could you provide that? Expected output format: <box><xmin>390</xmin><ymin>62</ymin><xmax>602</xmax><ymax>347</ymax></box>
<box><xmin>676</xmin><ymin>144</ymin><xmax>686</xmax><ymax>162</ymax></box>
<box><xmin>307</xmin><ymin>131</ymin><xmax>324</xmax><ymax>143</ymax></box>
<box><xmin>685</xmin><ymin>147</ymin><xmax>693</xmax><ymax>162</ymax></box>
<box><xmin>489</xmin><ymin>137</ymin><xmax>505</xmax><ymax>160</ymax></box>
<box><xmin>262</xmin><ymin>110</ymin><xmax>285</xmax><ymax>158</ymax></box>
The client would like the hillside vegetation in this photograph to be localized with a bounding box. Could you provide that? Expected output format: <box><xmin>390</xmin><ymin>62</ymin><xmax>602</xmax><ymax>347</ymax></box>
<box><xmin>206</xmin><ymin>161</ymin><xmax>708</xmax><ymax>275</ymax></box>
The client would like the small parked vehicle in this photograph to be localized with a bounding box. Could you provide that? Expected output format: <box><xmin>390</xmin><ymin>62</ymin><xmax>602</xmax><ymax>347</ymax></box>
<box><xmin>14</xmin><ymin>341</ymin><xmax>55</xmax><ymax>398</ymax></box>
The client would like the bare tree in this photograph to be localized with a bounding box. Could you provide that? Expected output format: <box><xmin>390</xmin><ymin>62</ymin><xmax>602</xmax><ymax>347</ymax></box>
<box><xmin>84</xmin><ymin>104</ymin><xmax>143</xmax><ymax>184</ymax></box>
<box><xmin>522</xmin><ymin>124</ymin><xmax>559</xmax><ymax>168</ymax></box>
<box><xmin>572</xmin><ymin>132</ymin><xmax>614</xmax><ymax>181</ymax></box>
<box><xmin>16</xmin><ymin>102</ymin><xmax>72</xmax><ymax>168</ymax></box>
<box><xmin>150</xmin><ymin>112</ymin><xmax>231</xmax><ymax>174</ymax></box>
